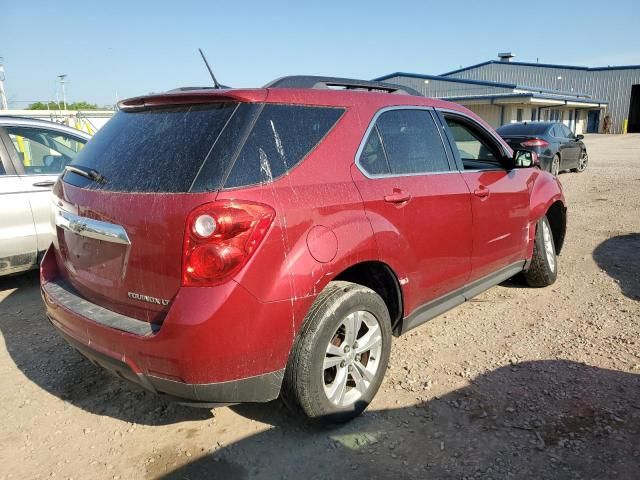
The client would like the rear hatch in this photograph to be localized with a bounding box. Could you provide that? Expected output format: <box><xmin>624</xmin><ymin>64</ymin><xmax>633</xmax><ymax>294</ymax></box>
<box><xmin>52</xmin><ymin>99</ymin><xmax>248</xmax><ymax>324</ymax></box>
<box><xmin>51</xmin><ymin>92</ymin><xmax>346</xmax><ymax>324</ymax></box>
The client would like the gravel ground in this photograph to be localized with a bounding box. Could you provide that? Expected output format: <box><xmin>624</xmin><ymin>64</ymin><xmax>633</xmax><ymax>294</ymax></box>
<box><xmin>1</xmin><ymin>134</ymin><xmax>639</xmax><ymax>480</ymax></box>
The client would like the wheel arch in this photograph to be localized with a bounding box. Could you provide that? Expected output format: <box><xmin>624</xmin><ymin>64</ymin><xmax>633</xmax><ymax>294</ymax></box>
<box><xmin>545</xmin><ymin>200</ymin><xmax>567</xmax><ymax>254</ymax></box>
<box><xmin>333</xmin><ymin>260</ymin><xmax>404</xmax><ymax>334</ymax></box>
<box><xmin>528</xmin><ymin>173</ymin><xmax>567</xmax><ymax>257</ymax></box>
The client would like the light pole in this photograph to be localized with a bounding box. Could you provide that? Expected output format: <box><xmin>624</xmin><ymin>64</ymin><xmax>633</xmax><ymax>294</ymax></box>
<box><xmin>57</xmin><ymin>74</ymin><xmax>67</xmax><ymax>110</ymax></box>
<box><xmin>0</xmin><ymin>58</ymin><xmax>8</xmax><ymax>110</ymax></box>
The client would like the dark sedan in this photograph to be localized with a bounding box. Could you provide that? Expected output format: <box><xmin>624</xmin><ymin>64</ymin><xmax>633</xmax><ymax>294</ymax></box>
<box><xmin>496</xmin><ymin>122</ymin><xmax>588</xmax><ymax>176</ymax></box>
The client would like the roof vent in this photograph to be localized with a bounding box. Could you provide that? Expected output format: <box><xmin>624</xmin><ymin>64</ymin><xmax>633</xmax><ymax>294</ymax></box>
<box><xmin>498</xmin><ymin>52</ymin><xmax>515</xmax><ymax>62</ymax></box>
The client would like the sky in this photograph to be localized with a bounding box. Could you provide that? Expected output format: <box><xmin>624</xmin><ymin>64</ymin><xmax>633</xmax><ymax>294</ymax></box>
<box><xmin>2</xmin><ymin>0</ymin><xmax>640</xmax><ymax>108</ymax></box>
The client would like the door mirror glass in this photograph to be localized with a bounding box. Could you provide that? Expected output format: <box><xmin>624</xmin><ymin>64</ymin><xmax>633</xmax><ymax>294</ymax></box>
<box><xmin>513</xmin><ymin>149</ymin><xmax>539</xmax><ymax>168</ymax></box>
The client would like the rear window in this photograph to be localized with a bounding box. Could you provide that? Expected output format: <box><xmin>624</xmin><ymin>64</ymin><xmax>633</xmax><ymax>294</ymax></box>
<box><xmin>64</xmin><ymin>102</ymin><xmax>344</xmax><ymax>193</ymax></box>
<box><xmin>496</xmin><ymin>123</ymin><xmax>550</xmax><ymax>136</ymax></box>
<box><xmin>63</xmin><ymin>104</ymin><xmax>238</xmax><ymax>192</ymax></box>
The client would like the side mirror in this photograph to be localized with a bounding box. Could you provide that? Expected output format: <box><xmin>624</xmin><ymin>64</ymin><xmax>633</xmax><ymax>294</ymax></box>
<box><xmin>576</xmin><ymin>134</ymin><xmax>584</xmax><ymax>140</ymax></box>
<box><xmin>512</xmin><ymin>149</ymin><xmax>540</xmax><ymax>168</ymax></box>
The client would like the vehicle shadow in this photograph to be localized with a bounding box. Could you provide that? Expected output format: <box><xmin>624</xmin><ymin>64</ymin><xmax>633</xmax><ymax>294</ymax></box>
<box><xmin>593</xmin><ymin>233</ymin><xmax>640</xmax><ymax>300</ymax></box>
<box><xmin>158</xmin><ymin>360</ymin><xmax>640</xmax><ymax>480</ymax></box>
<box><xmin>0</xmin><ymin>273</ymin><xmax>211</xmax><ymax>425</ymax></box>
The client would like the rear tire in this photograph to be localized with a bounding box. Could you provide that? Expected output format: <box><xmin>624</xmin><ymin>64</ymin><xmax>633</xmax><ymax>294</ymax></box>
<box><xmin>572</xmin><ymin>150</ymin><xmax>588</xmax><ymax>173</ymax></box>
<box><xmin>523</xmin><ymin>215</ymin><xmax>558</xmax><ymax>287</ymax></box>
<box><xmin>281</xmin><ymin>281</ymin><xmax>392</xmax><ymax>424</ymax></box>
<box><xmin>550</xmin><ymin>154</ymin><xmax>560</xmax><ymax>177</ymax></box>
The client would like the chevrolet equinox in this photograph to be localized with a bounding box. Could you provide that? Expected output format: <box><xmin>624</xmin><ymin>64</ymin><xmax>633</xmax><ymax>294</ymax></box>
<box><xmin>41</xmin><ymin>76</ymin><xmax>567</xmax><ymax>423</ymax></box>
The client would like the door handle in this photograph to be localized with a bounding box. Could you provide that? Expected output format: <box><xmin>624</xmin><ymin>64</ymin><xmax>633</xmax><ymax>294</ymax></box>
<box><xmin>384</xmin><ymin>190</ymin><xmax>411</xmax><ymax>204</ymax></box>
<box><xmin>33</xmin><ymin>181</ymin><xmax>55</xmax><ymax>187</ymax></box>
<box><xmin>473</xmin><ymin>186</ymin><xmax>490</xmax><ymax>198</ymax></box>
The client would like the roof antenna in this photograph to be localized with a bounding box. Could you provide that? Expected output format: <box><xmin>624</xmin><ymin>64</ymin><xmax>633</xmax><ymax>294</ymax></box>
<box><xmin>198</xmin><ymin>48</ymin><xmax>222</xmax><ymax>89</ymax></box>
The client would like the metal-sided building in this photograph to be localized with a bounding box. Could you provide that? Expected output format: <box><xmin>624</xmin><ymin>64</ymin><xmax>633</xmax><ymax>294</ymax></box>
<box><xmin>377</xmin><ymin>53</ymin><xmax>640</xmax><ymax>134</ymax></box>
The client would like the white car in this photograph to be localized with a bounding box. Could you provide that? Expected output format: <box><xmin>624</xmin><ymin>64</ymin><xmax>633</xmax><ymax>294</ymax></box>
<box><xmin>0</xmin><ymin>117</ymin><xmax>91</xmax><ymax>276</ymax></box>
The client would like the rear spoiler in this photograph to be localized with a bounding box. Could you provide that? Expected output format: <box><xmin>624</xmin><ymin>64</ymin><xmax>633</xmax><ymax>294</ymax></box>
<box><xmin>118</xmin><ymin>89</ymin><xmax>268</xmax><ymax>111</ymax></box>
<box><xmin>264</xmin><ymin>75</ymin><xmax>422</xmax><ymax>96</ymax></box>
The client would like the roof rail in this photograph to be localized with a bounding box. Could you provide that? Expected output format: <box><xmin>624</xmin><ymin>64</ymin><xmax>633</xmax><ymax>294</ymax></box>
<box><xmin>264</xmin><ymin>75</ymin><xmax>422</xmax><ymax>96</ymax></box>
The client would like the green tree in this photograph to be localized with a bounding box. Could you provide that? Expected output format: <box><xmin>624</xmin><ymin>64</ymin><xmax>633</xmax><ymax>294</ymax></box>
<box><xmin>67</xmin><ymin>101</ymin><xmax>99</xmax><ymax>110</ymax></box>
<box><xmin>27</xmin><ymin>101</ymin><xmax>99</xmax><ymax>110</ymax></box>
<box><xmin>27</xmin><ymin>101</ymin><xmax>60</xmax><ymax>110</ymax></box>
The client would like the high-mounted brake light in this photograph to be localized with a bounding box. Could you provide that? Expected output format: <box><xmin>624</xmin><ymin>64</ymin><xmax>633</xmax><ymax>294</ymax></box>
<box><xmin>182</xmin><ymin>201</ymin><xmax>275</xmax><ymax>286</ymax></box>
<box><xmin>521</xmin><ymin>138</ymin><xmax>549</xmax><ymax>148</ymax></box>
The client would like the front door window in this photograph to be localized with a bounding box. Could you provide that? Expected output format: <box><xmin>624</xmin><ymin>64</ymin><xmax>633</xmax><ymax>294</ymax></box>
<box><xmin>444</xmin><ymin>118</ymin><xmax>503</xmax><ymax>170</ymax></box>
<box><xmin>5</xmin><ymin>127</ymin><xmax>86</xmax><ymax>175</ymax></box>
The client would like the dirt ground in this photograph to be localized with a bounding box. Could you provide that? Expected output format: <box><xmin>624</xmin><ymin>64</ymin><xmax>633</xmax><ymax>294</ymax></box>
<box><xmin>1</xmin><ymin>134</ymin><xmax>639</xmax><ymax>480</ymax></box>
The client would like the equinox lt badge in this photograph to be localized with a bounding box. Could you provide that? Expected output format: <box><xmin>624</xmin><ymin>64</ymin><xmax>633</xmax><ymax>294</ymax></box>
<box><xmin>127</xmin><ymin>291</ymin><xmax>170</xmax><ymax>306</ymax></box>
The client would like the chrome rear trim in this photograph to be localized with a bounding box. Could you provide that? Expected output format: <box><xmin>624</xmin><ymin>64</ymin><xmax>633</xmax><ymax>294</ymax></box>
<box><xmin>54</xmin><ymin>207</ymin><xmax>131</xmax><ymax>245</ymax></box>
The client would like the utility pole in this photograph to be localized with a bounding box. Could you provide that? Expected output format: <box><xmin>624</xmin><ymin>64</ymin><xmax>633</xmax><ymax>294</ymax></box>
<box><xmin>57</xmin><ymin>74</ymin><xmax>67</xmax><ymax>110</ymax></box>
<box><xmin>0</xmin><ymin>58</ymin><xmax>8</xmax><ymax>110</ymax></box>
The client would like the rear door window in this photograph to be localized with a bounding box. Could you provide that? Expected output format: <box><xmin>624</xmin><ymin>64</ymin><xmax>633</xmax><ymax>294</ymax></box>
<box><xmin>561</xmin><ymin>124</ymin><xmax>574</xmax><ymax>138</ymax></box>
<box><xmin>358</xmin><ymin>109</ymin><xmax>450</xmax><ymax>176</ymax></box>
<box><xmin>552</xmin><ymin>125</ymin><xmax>565</xmax><ymax>138</ymax></box>
<box><xmin>223</xmin><ymin>104</ymin><xmax>344</xmax><ymax>188</ymax></box>
<box><xmin>358</xmin><ymin>126</ymin><xmax>390</xmax><ymax>175</ymax></box>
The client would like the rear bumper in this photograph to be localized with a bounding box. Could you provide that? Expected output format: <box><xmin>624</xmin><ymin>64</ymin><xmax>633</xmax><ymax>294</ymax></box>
<box><xmin>53</xmin><ymin>326</ymin><xmax>283</xmax><ymax>406</ymax></box>
<box><xmin>537</xmin><ymin>154</ymin><xmax>554</xmax><ymax>172</ymax></box>
<box><xmin>40</xmin><ymin>247</ymin><xmax>297</xmax><ymax>404</ymax></box>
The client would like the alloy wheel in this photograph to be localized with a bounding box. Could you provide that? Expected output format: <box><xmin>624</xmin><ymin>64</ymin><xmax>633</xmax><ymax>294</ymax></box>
<box><xmin>551</xmin><ymin>156</ymin><xmax>560</xmax><ymax>176</ymax></box>
<box><xmin>578</xmin><ymin>152</ymin><xmax>588</xmax><ymax>171</ymax></box>
<box><xmin>323</xmin><ymin>310</ymin><xmax>382</xmax><ymax>407</ymax></box>
<box><xmin>542</xmin><ymin>220</ymin><xmax>556</xmax><ymax>272</ymax></box>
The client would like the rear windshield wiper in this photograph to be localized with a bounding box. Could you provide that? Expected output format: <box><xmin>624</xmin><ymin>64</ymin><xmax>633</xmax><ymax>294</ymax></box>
<box><xmin>65</xmin><ymin>165</ymin><xmax>108</xmax><ymax>185</ymax></box>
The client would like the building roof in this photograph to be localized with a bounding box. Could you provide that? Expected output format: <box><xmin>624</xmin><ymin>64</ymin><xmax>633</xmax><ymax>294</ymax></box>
<box><xmin>443</xmin><ymin>92</ymin><xmax>608</xmax><ymax>108</ymax></box>
<box><xmin>374</xmin><ymin>72</ymin><xmax>593</xmax><ymax>98</ymax></box>
<box><xmin>375</xmin><ymin>72</ymin><xmax>518</xmax><ymax>90</ymax></box>
<box><xmin>441</xmin><ymin>60</ymin><xmax>640</xmax><ymax>76</ymax></box>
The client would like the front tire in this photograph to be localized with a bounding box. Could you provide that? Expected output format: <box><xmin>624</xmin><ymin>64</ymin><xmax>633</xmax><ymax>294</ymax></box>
<box><xmin>523</xmin><ymin>215</ymin><xmax>558</xmax><ymax>287</ymax></box>
<box><xmin>281</xmin><ymin>281</ymin><xmax>392</xmax><ymax>423</ymax></box>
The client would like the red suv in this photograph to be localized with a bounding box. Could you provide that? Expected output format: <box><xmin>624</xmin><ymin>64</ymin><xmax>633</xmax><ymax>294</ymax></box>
<box><xmin>41</xmin><ymin>76</ymin><xmax>566</xmax><ymax>423</ymax></box>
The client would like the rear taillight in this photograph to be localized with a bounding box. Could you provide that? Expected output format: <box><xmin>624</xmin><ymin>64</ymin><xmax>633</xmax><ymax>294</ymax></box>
<box><xmin>182</xmin><ymin>200</ymin><xmax>275</xmax><ymax>286</ymax></box>
<box><xmin>521</xmin><ymin>138</ymin><xmax>549</xmax><ymax>148</ymax></box>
